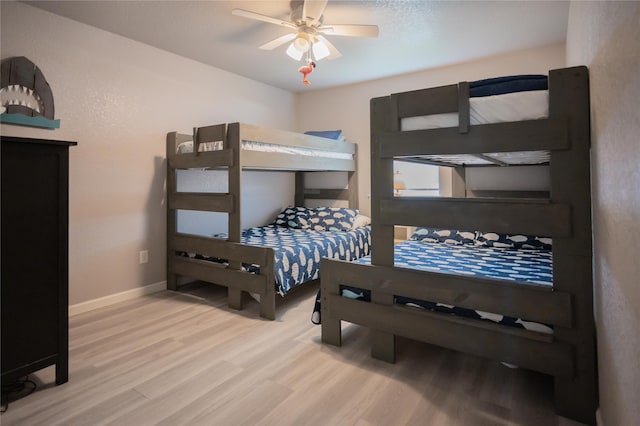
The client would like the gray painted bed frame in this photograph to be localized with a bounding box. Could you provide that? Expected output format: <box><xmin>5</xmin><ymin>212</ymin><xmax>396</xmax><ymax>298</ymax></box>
<box><xmin>167</xmin><ymin>122</ymin><xmax>358</xmax><ymax>320</ymax></box>
<box><xmin>320</xmin><ymin>66</ymin><xmax>597</xmax><ymax>425</ymax></box>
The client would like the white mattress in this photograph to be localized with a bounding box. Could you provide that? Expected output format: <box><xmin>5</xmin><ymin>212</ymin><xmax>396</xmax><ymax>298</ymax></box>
<box><xmin>176</xmin><ymin>139</ymin><xmax>352</xmax><ymax>160</ymax></box>
<box><xmin>400</xmin><ymin>90</ymin><xmax>549</xmax><ymax>166</ymax></box>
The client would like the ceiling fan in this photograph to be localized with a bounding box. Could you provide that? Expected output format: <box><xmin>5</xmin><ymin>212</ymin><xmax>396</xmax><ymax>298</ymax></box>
<box><xmin>232</xmin><ymin>0</ymin><xmax>379</xmax><ymax>62</ymax></box>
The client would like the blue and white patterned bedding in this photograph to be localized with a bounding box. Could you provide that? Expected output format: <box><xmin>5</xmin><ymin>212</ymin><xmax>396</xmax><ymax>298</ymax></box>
<box><xmin>312</xmin><ymin>239</ymin><xmax>553</xmax><ymax>334</ymax></box>
<box><xmin>193</xmin><ymin>225</ymin><xmax>371</xmax><ymax>296</ymax></box>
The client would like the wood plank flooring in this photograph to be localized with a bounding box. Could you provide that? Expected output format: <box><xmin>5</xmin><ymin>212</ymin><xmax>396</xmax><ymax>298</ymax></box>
<box><xmin>1</xmin><ymin>282</ymin><xmax>585</xmax><ymax>426</ymax></box>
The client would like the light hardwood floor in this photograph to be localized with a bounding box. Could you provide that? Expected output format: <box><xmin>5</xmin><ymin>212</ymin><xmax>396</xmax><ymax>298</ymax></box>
<box><xmin>1</xmin><ymin>282</ymin><xmax>585</xmax><ymax>426</ymax></box>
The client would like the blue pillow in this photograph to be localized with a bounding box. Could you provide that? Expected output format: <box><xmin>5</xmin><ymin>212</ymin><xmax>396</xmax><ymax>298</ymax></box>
<box><xmin>410</xmin><ymin>228</ymin><xmax>477</xmax><ymax>245</ymax></box>
<box><xmin>304</xmin><ymin>130</ymin><xmax>343</xmax><ymax>140</ymax></box>
<box><xmin>307</xmin><ymin>207</ymin><xmax>358</xmax><ymax>231</ymax></box>
<box><xmin>272</xmin><ymin>206</ymin><xmax>313</xmax><ymax>229</ymax></box>
<box><xmin>475</xmin><ymin>232</ymin><xmax>552</xmax><ymax>250</ymax></box>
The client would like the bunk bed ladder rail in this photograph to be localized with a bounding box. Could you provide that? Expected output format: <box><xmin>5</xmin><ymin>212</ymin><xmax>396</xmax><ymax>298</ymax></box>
<box><xmin>547</xmin><ymin>66</ymin><xmax>596</xmax><ymax>424</ymax></box>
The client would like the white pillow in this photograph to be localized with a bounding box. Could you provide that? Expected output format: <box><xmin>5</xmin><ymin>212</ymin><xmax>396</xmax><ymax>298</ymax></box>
<box><xmin>352</xmin><ymin>214</ymin><xmax>371</xmax><ymax>229</ymax></box>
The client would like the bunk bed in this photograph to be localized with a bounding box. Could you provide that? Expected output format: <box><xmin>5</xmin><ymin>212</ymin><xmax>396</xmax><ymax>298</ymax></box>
<box><xmin>318</xmin><ymin>66</ymin><xmax>597</xmax><ymax>425</ymax></box>
<box><xmin>167</xmin><ymin>123</ymin><xmax>370</xmax><ymax>320</ymax></box>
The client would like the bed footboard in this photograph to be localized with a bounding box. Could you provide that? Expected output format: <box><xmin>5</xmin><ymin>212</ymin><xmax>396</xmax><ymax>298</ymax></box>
<box><xmin>321</xmin><ymin>258</ymin><xmax>576</xmax><ymax>372</ymax></box>
<box><xmin>167</xmin><ymin>233</ymin><xmax>276</xmax><ymax>320</ymax></box>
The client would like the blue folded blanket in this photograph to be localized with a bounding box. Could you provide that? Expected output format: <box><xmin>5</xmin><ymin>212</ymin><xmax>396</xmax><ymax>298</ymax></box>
<box><xmin>470</xmin><ymin>74</ymin><xmax>548</xmax><ymax>97</ymax></box>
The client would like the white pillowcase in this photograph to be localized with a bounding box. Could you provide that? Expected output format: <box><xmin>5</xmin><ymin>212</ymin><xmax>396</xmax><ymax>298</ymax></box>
<box><xmin>352</xmin><ymin>214</ymin><xmax>372</xmax><ymax>229</ymax></box>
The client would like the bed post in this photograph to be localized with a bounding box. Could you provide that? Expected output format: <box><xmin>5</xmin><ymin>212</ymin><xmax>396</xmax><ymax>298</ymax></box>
<box><xmin>321</xmin><ymin>259</ymin><xmax>342</xmax><ymax>346</ymax></box>
<box><xmin>295</xmin><ymin>172</ymin><xmax>305</xmax><ymax>206</ymax></box>
<box><xmin>226</xmin><ymin>123</ymin><xmax>244</xmax><ymax>311</ymax></box>
<box><xmin>166</xmin><ymin>132</ymin><xmax>178</xmax><ymax>291</ymax></box>
<box><xmin>348</xmin><ymin>143</ymin><xmax>358</xmax><ymax>209</ymax></box>
<box><xmin>260</xmin><ymin>247</ymin><xmax>276</xmax><ymax>320</ymax></box>
<box><xmin>549</xmin><ymin>66</ymin><xmax>597</xmax><ymax>425</ymax></box>
<box><xmin>370</xmin><ymin>95</ymin><xmax>396</xmax><ymax>363</ymax></box>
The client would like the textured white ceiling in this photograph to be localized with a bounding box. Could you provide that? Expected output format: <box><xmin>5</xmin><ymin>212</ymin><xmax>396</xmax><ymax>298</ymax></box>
<box><xmin>24</xmin><ymin>1</ymin><xmax>570</xmax><ymax>93</ymax></box>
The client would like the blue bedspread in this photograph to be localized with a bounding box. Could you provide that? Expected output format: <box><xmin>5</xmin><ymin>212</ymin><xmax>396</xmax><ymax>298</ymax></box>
<box><xmin>312</xmin><ymin>240</ymin><xmax>552</xmax><ymax>333</ymax></box>
<box><xmin>197</xmin><ymin>225</ymin><xmax>371</xmax><ymax>296</ymax></box>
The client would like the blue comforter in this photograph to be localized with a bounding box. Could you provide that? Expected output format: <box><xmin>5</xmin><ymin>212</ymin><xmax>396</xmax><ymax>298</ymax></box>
<box><xmin>312</xmin><ymin>240</ymin><xmax>552</xmax><ymax>333</ymax></box>
<box><xmin>197</xmin><ymin>225</ymin><xmax>371</xmax><ymax>296</ymax></box>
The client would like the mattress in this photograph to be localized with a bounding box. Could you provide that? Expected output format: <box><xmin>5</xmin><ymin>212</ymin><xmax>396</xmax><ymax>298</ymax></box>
<box><xmin>311</xmin><ymin>239</ymin><xmax>553</xmax><ymax>334</ymax></box>
<box><xmin>176</xmin><ymin>139</ymin><xmax>353</xmax><ymax>160</ymax></box>
<box><xmin>187</xmin><ymin>224</ymin><xmax>371</xmax><ymax>296</ymax></box>
<box><xmin>400</xmin><ymin>74</ymin><xmax>550</xmax><ymax>166</ymax></box>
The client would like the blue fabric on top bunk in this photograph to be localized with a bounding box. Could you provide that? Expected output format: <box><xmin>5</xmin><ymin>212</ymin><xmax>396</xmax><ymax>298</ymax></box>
<box><xmin>197</xmin><ymin>225</ymin><xmax>371</xmax><ymax>296</ymax></box>
<box><xmin>311</xmin><ymin>240</ymin><xmax>553</xmax><ymax>333</ymax></box>
<box><xmin>469</xmin><ymin>74</ymin><xmax>548</xmax><ymax>97</ymax></box>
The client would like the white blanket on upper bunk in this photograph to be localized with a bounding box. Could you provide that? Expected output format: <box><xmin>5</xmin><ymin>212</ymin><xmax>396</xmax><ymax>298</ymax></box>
<box><xmin>176</xmin><ymin>139</ymin><xmax>352</xmax><ymax>160</ymax></box>
<box><xmin>400</xmin><ymin>90</ymin><xmax>548</xmax><ymax>131</ymax></box>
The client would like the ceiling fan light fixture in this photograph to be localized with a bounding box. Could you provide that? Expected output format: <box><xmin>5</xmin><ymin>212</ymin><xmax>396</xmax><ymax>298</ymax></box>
<box><xmin>292</xmin><ymin>32</ymin><xmax>311</xmax><ymax>52</ymax></box>
<box><xmin>312</xmin><ymin>39</ymin><xmax>330</xmax><ymax>60</ymax></box>
<box><xmin>286</xmin><ymin>43</ymin><xmax>304</xmax><ymax>61</ymax></box>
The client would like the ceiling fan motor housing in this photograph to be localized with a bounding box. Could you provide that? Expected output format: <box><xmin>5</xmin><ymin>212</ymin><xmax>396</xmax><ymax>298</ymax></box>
<box><xmin>290</xmin><ymin>0</ymin><xmax>324</xmax><ymax>26</ymax></box>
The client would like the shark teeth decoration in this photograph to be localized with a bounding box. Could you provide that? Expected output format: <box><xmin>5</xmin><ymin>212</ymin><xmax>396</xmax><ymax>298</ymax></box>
<box><xmin>0</xmin><ymin>84</ymin><xmax>44</xmax><ymax>114</ymax></box>
<box><xmin>0</xmin><ymin>56</ymin><xmax>60</xmax><ymax>129</ymax></box>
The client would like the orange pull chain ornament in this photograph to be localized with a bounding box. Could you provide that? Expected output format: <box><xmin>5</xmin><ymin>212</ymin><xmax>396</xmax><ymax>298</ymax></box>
<box><xmin>298</xmin><ymin>60</ymin><xmax>315</xmax><ymax>85</ymax></box>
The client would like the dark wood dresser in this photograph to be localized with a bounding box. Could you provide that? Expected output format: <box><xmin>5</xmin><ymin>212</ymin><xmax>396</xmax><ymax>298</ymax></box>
<box><xmin>1</xmin><ymin>136</ymin><xmax>76</xmax><ymax>386</ymax></box>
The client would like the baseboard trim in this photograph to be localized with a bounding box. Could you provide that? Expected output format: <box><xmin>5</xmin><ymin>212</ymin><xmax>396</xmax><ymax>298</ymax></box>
<box><xmin>69</xmin><ymin>281</ymin><xmax>167</xmax><ymax>316</ymax></box>
<box><xmin>596</xmin><ymin>408</ymin><xmax>604</xmax><ymax>426</ymax></box>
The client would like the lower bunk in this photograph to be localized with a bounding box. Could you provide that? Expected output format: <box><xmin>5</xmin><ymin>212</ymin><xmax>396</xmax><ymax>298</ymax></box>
<box><xmin>168</xmin><ymin>206</ymin><xmax>371</xmax><ymax>320</ymax></box>
<box><xmin>317</xmin><ymin>229</ymin><xmax>596</xmax><ymax>424</ymax></box>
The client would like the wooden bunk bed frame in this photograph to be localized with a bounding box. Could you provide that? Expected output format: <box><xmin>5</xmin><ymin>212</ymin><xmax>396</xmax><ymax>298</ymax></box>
<box><xmin>320</xmin><ymin>66</ymin><xmax>597</xmax><ymax>424</ymax></box>
<box><xmin>167</xmin><ymin>122</ymin><xmax>358</xmax><ymax>320</ymax></box>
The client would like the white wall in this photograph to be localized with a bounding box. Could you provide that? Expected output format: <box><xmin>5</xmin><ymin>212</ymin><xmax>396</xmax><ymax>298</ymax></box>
<box><xmin>296</xmin><ymin>44</ymin><xmax>566</xmax><ymax>216</ymax></box>
<box><xmin>1</xmin><ymin>2</ymin><xmax>297</xmax><ymax>304</ymax></box>
<box><xmin>566</xmin><ymin>3</ymin><xmax>640</xmax><ymax>426</ymax></box>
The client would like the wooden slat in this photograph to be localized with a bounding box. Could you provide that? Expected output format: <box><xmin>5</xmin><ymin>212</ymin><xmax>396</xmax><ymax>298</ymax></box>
<box><xmin>303</xmin><ymin>188</ymin><xmax>351</xmax><ymax>201</ymax></box>
<box><xmin>327</xmin><ymin>294</ymin><xmax>574</xmax><ymax>378</ymax></box>
<box><xmin>195</xmin><ymin>123</ymin><xmax>226</xmax><ymax>147</ymax></box>
<box><xmin>321</xmin><ymin>259</ymin><xmax>572</xmax><ymax>327</ymax></box>
<box><xmin>380</xmin><ymin>197</ymin><xmax>571</xmax><ymax>237</ymax></box>
<box><xmin>380</xmin><ymin>117</ymin><xmax>569</xmax><ymax>157</ymax></box>
<box><xmin>168</xmin><ymin>149</ymin><xmax>233</xmax><ymax>169</ymax></box>
<box><xmin>241</xmin><ymin>151</ymin><xmax>355</xmax><ymax>171</ymax></box>
<box><xmin>170</xmin><ymin>256</ymin><xmax>267</xmax><ymax>295</ymax></box>
<box><xmin>168</xmin><ymin>192</ymin><xmax>233</xmax><ymax>213</ymax></box>
<box><xmin>391</xmin><ymin>84</ymin><xmax>459</xmax><ymax>118</ymax></box>
<box><xmin>169</xmin><ymin>233</ymin><xmax>272</xmax><ymax>266</ymax></box>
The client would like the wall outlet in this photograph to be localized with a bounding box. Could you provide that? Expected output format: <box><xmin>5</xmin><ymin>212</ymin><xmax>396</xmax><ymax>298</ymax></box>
<box><xmin>139</xmin><ymin>250</ymin><xmax>149</xmax><ymax>264</ymax></box>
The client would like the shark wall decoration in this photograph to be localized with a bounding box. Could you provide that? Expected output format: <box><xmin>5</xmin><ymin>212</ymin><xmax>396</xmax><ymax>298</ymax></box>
<box><xmin>1</xmin><ymin>56</ymin><xmax>60</xmax><ymax>129</ymax></box>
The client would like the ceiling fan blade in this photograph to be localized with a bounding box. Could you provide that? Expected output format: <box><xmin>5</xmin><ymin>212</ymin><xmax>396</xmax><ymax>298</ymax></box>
<box><xmin>303</xmin><ymin>0</ymin><xmax>328</xmax><ymax>26</ymax></box>
<box><xmin>232</xmin><ymin>8</ymin><xmax>297</xmax><ymax>30</ymax></box>
<box><xmin>259</xmin><ymin>33</ymin><xmax>297</xmax><ymax>50</ymax></box>
<box><xmin>318</xmin><ymin>24</ymin><xmax>379</xmax><ymax>37</ymax></box>
<box><xmin>316</xmin><ymin>35</ymin><xmax>342</xmax><ymax>60</ymax></box>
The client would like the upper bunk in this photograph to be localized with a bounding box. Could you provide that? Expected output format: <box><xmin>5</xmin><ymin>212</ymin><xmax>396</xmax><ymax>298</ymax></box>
<box><xmin>370</xmin><ymin>66</ymin><xmax>591</xmax><ymax>256</ymax></box>
<box><xmin>166</xmin><ymin>122</ymin><xmax>356</xmax><ymax>172</ymax></box>
<box><xmin>377</xmin><ymin>69</ymin><xmax>584</xmax><ymax>168</ymax></box>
